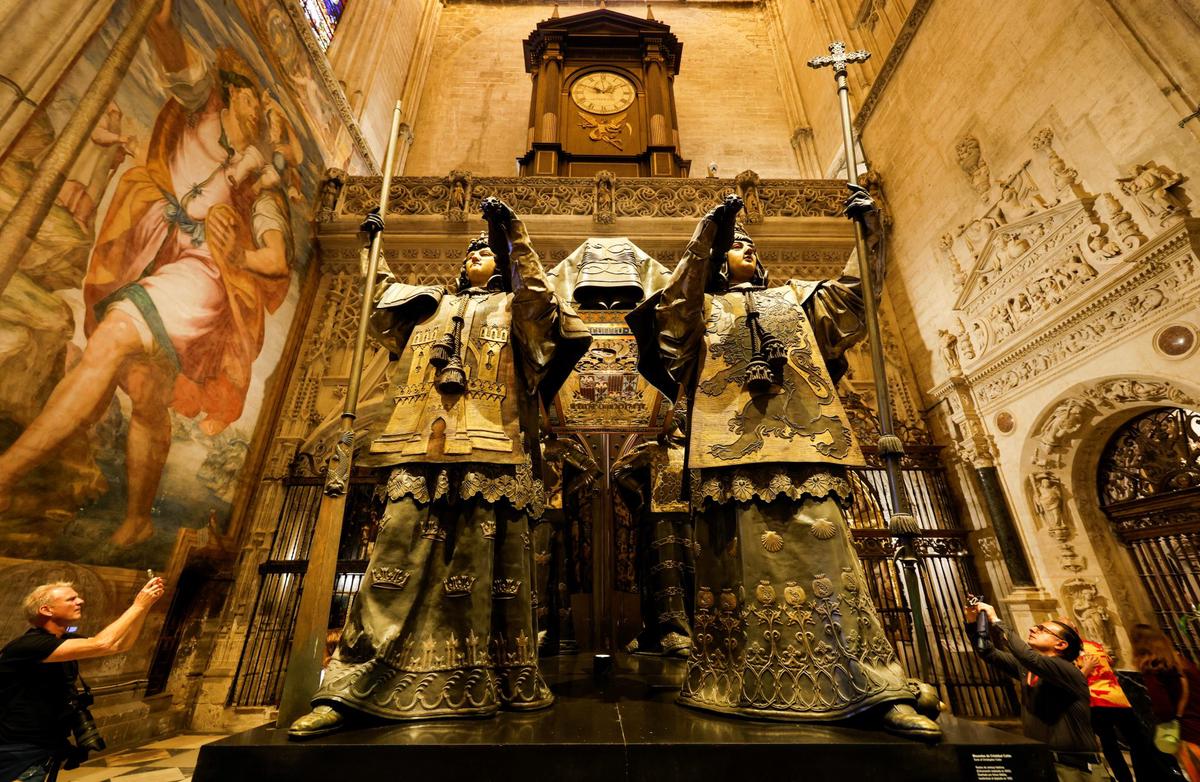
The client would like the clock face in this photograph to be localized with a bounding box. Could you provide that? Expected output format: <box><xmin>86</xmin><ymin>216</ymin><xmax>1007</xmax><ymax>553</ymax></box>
<box><xmin>570</xmin><ymin>72</ymin><xmax>636</xmax><ymax>115</ymax></box>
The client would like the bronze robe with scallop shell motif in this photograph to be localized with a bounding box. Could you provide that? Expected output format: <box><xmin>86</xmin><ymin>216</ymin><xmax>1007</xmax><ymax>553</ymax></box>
<box><xmin>628</xmin><ymin>219</ymin><xmax>913</xmax><ymax>721</ymax></box>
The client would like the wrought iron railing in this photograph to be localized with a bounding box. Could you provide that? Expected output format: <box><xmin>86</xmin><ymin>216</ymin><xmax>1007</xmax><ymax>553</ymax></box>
<box><xmin>847</xmin><ymin>454</ymin><xmax>1019</xmax><ymax>719</ymax></box>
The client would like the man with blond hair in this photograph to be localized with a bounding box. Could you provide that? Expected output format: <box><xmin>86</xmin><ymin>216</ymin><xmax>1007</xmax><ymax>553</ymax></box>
<box><xmin>0</xmin><ymin>577</ymin><xmax>164</xmax><ymax>781</ymax></box>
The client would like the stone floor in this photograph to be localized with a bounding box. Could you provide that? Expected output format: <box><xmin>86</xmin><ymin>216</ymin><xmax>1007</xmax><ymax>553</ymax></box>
<box><xmin>57</xmin><ymin>733</ymin><xmax>227</xmax><ymax>782</ymax></box>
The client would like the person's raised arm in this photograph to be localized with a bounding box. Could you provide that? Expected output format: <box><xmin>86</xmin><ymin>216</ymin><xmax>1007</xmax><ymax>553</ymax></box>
<box><xmin>973</xmin><ymin>602</ymin><xmax>1087</xmax><ymax>693</ymax></box>
<box><xmin>484</xmin><ymin>197</ymin><xmax>549</xmax><ymax>303</ymax></box>
<box><xmin>964</xmin><ymin>601</ymin><xmax>1022</xmax><ymax>679</ymax></box>
<box><xmin>650</xmin><ymin>195</ymin><xmax>741</xmax><ymax>392</ymax></box>
<box><xmin>45</xmin><ymin>578</ymin><xmax>165</xmax><ymax>662</ymax></box>
<box><xmin>146</xmin><ymin>0</ymin><xmax>188</xmax><ymax>74</ymax></box>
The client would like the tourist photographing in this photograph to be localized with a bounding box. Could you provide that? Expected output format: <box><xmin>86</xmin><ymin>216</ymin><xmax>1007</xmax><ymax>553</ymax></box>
<box><xmin>966</xmin><ymin>600</ymin><xmax>1098</xmax><ymax>781</ymax></box>
<box><xmin>0</xmin><ymin>577</ymin><xmax>165</xmax><ymax>781</ymax></box>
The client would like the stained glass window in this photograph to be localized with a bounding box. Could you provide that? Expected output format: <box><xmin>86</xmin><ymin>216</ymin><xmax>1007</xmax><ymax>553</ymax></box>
<box><xmin>300</xmin><ymin>0</ymin><xmax>347</xmax><ymax>51</ymax></box>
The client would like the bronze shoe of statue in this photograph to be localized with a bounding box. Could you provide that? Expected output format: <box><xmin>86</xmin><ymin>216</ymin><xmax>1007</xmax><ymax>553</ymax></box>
<box><xmin>288</xmin><ymin>704</ymin><xmax>346</xmax><ymax>740</ymax></box>
<box><xmin>660</xmin><ymin>632</ymin><xmax>692</xmax><ymax>658</ymax></box>
<box><xmin>878</xmin><ymin>702</ymin><xmax>942</xmax><ymax>741</ymax></box>
<box><xmin>907</xmin><ymin>678</ymin><xmax>943</xmax><ymax>721</ymax></box>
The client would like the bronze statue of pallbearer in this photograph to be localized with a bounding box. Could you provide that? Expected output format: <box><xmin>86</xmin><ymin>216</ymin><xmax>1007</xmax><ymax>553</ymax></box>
<box><xmin>627</xmin><ymin>193</ymin><xmax>941</xmax><ymax>738</ymax></box>
<box><xmin>289</xmin><ymin>198</ymin><xmax>590</xmax><ymax>738</ymax></box>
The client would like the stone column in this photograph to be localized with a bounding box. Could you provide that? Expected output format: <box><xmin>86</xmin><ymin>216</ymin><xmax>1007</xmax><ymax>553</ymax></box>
<box><xmin>791</xmin><ymin>126</ymin><xmax>822</xmax><ymax>178</ymax></box>
<box><xmin>944</xmin><ymin>376</ymin><xmax>1037</xmax><ymax>589</ymax></box>
<box><xmin>534</xmin><ymin>41</ymin><xmax>564</xmax><ymax>144</ymax></box>
<box><xmin>643</xmin><ymin>39</ymin><xmax>671</xmax><ymax>147</ymax></box>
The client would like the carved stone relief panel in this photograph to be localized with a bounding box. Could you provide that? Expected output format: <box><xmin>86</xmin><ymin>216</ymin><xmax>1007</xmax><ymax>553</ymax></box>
<box><xmin>926</xmin><ymin>119</ymin><xmax>1193</xmax><ymax>383</ymax></box>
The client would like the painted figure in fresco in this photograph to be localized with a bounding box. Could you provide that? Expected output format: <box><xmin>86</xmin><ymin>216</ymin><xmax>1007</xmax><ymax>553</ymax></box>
<box><xmin>0</xmin><ymin>0</ymin><xmax>295</xmax><ymax>546</ymax></box>
<box><xmin>627</xmin><ymin>194</ymin><xmax>940</xmax><ymax>737</ymax></box>
<box><xmin>56</xmin><ymin>101</ymin><xmax>137</xmax><ymax>230</ymax></box>
<box><xmin>612</xmin><ymin>403</ymin><xmax>694</xmax><ymax>658</ymax></box>
<box><xmin>288</xmin><ymin>198</ymin><xmax>590</xmax><ymax>738</ymax></box>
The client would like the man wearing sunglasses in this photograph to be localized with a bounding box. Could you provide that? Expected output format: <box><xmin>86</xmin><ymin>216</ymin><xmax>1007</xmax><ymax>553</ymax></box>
<box><xmin>966</xmin><ymin>600</ymin><xmax>1100</xmax><ymax>781</ymax></box>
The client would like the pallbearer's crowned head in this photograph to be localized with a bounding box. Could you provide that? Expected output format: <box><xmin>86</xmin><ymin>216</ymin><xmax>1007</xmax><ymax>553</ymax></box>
<box><xmin>216</xmin><ymin>47</ymin><xmax>262</xmax><ymax>141</ymax></box>
<box><xmin>457</xmin><ymin>232</ymin><xmax>502</xmax><ymax>292</ymax></box>
<box><xmin>711</xmin><ymin>223</ymin><xmax>769</xmax><ymax>291</ymax></box>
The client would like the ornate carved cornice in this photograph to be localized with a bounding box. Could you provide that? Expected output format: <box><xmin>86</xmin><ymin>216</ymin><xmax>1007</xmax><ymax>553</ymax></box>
<box><xmin>325</xmin><ymin>174</ymin><xmax>848</xmax><ymax>223</ymax></box>
<box><xmin>931</xmin><ymin>219</ymin><xmax>1199</xmax><ymax>407</ymax></box>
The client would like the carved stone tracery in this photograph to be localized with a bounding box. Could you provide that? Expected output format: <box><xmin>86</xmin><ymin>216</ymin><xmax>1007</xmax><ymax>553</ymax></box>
<box><xmin>332</xmin><ymin>175</ymin><xmax>848</xmax><ymax>223</ymax></box>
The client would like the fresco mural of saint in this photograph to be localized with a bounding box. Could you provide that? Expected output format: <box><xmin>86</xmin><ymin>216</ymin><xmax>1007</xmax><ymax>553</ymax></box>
<box><xmin>0</xmin><ymin>0</ymin><xmax>337</xmax><ymax>566</ymax></box>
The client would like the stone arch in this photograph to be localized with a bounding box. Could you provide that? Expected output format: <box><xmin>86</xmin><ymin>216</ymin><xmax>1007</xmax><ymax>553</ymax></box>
<box><xmin>1019</xmin><ymin>374</ymin><xmax>1200</xmax><ymax>660</ymax></box>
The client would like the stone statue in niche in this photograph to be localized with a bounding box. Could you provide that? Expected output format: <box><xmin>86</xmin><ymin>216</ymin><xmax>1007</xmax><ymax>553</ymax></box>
<box><xmin>955</xmin><ymin>135</ymin><xmax>993</xmax><ymax>200</ymax></box>
<box><xmin>937</xmin><ymin>328</ymin><xmax>962</xmax><ymax>376</ymax></box>
<box><xmin>735</xmin><ymin>169</ymin><xmax>764</xmax><ymax>224</ymax></box>
<box><xmin>593</xmin><ymin>170</ymin><xmax>616</xmax><ymax>224</ymax></box>
<box><xmin>288</xmin><ymin>199</ymin><xmax>591</xmax><ymax>738</ymax></box>
<box><xmin>1031</xmin><ymin>472</ymin><xmax>1067</xmax><ymax>533</ymax></box>
<box><xmin>627</xmin><ymin>193</ymin><xmax>941</xmax><ymax>738</ymax></box>
<box><xmin>1063</xmin><ymin>578</ymin><xmax>1118</xmax><ymax>659</ymax></box>
<box><xmin>1117</xmin><ymin>163</ymin><xmax>1189</xmax><ymax>226</ymax></box>
<box><xmin>315</xmin><ymin>168</ymin><xmax>346</xmax><ymax>222</ymax></box>
<box><xmin>446</xmin><ymin>169</ymin><xmax>472</xmax><ymax>222</ymax></box>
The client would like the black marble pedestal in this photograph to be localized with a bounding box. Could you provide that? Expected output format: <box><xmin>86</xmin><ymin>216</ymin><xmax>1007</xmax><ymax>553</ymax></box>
<box><xmin>195</xmin><ymin>655</ymin><xmax>1051</xmax><ymax>782</ymax></box>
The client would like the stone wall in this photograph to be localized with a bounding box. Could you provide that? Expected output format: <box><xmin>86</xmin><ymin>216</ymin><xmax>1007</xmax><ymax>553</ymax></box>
<box><xmin>859</xmin><ymin>0</ymin><xmax>1200</xmax><ymax>657</ymax></box>
<box><xmin>403</xmin><ymin>1</ymin><xmax>800</xmax><ymax>178</ymax></box>
<box><xmin>326</xmin><ymin>0</ymin><xmax>439</xmax><ymax>169</ymax></box>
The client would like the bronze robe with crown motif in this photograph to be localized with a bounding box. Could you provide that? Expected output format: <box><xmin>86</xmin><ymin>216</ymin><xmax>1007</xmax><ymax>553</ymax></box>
<box><xmin>313</xmin><ymin>218</ymin><xmax>590</xmax><ymax>721</ymax></box>
<box><xmin>628</xmin><ymin>219</ymin><xmax>913</xmax><ymax>721</ymax></box>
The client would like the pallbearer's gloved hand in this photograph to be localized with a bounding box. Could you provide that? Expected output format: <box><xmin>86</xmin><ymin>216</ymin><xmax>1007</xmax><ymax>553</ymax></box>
<box><xmin>706</xmin><ymin>193</ymin><xmax>744</xmax><ymax>226</ymax></box>
<box><xmin>359</xmin><ymin>207</ymin><xmax>385</xmax><ymax>240</ymax></box>
<box><xmin>481</xmin><ymin>196</ymin><xmax>515</xmax><ymax>232</ymax></box>
<box><xmin>842</xmin><ymin>182</ymin><xmax>876</xmax><ymax>222</ymax></box>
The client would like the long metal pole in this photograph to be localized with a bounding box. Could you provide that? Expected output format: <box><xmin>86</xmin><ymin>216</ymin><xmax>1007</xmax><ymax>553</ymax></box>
<box><xmin>809</xmin><ymin>45</ymin><xmax>935</xmax><ymax>685</ymax></box>
<box><xmin>276</xmin><ymin>101</ymin><xmax>404</xmax><ymax>727</ymax></box>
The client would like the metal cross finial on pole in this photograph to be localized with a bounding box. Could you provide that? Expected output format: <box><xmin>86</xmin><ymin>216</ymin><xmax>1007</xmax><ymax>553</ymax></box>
<box><xmin>807</xmin><ymin>42</ymin><xmax>936</xmax><ymax>687</ymax></box>
<box><xmin>275</xmin><ymin>100</ymin><xmax>405</xmax><ymax>729</ymax></box>
<box><xmin>807</xmin><ymin>41</ymin><xmax>870</xmax><ymax>75</ymax></box>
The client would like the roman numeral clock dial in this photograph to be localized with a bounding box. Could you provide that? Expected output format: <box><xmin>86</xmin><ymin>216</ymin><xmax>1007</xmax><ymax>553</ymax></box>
<box><xmin>571</xmin><ymin>72</ymin><xmax>636</xmax><ymax>115</ymax></box>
